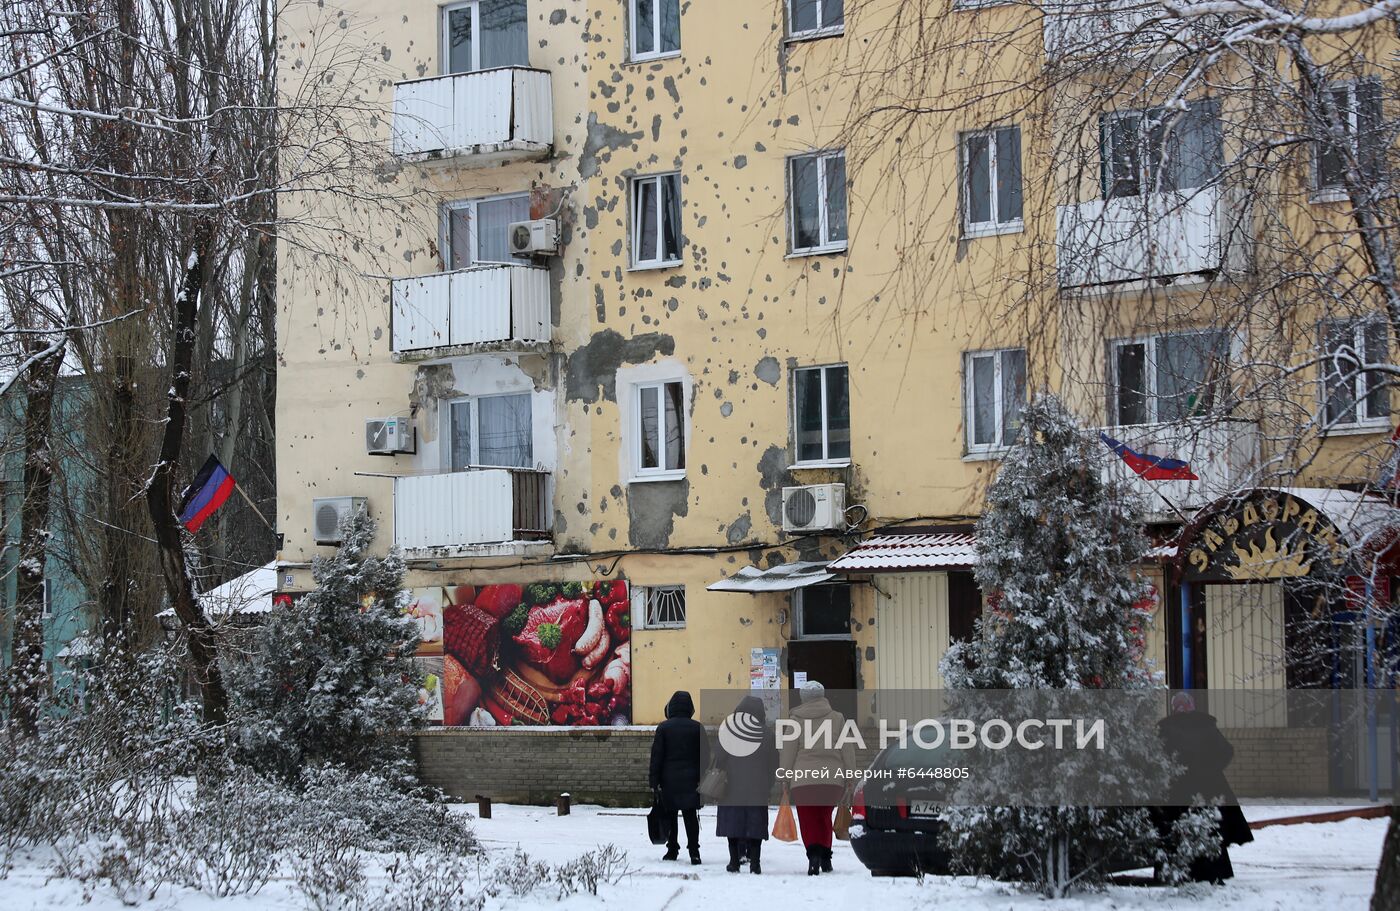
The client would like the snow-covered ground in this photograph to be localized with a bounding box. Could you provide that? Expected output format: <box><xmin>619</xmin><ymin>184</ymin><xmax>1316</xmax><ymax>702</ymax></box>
<box><xmin>0</xmin><ymin>803</ymin><xmax>1387</xmax><ymax>909</ymax></box>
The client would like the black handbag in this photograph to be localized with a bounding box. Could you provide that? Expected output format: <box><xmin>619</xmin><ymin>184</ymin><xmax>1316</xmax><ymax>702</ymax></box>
<box><xmin>647</xmin><ymin>789</ymin><xmax>668</xmax><ymax>845</ymax></box>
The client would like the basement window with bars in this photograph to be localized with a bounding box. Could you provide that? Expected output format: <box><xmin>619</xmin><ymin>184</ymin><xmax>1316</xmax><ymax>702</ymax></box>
<box><xmin>634</xmin><ymin>585</ymin><xmax>686</xmax><ymax>630</ymax></box>
<box><xmin>1322</xmin><ymin>317</ymin><xmax>1390</xmax><ymax>427</ymax></box>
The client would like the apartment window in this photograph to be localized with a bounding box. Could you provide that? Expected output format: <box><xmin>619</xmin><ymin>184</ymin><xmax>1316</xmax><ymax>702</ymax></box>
<box><xmin>1101</xmin><ymin>101</ymin><xmax>1222</xmax><ymax>199</ymax></box>
<box><xmin>1111</xmin><ymin>330</ymin><xmax>1230</xmax><ymax>426</ymax></box>
<box><xmin>446</xmin><ymin>392</ymin><xmax>533</xmax><ymax>469</ymax></box>
<box><xmin>794</xmin><ymin>364</ymin><xmax>850</xmax><ymax>464</ymax></box>
<box><xmin>795</xmin><ymin>584</ymin><xmax>852</xmax><ymax>638</ymax></box>
<box><xmin>442</xmin><ymin>0</ymin><xmax>528</xmax><ymax>74</ymax></box>
<box><xmin>1322</xmin><ymin>317</ymin><xmax>1390</xmax><ymax>426</ymax></box>
<box><xmin>635</xmin><ymin>380</ymin><xmax>686</xmax><ymax>477</ymax></box>
<box><xmin>634</xmin><ymin>585</ymin><xmax>686</xmax><ymax>629</ymax></box>
<box><xmin>788</xmin><ymin>0</ymin><xmax>844</xmax><ymax>39</ymax></box>
<box><xmin>789</xmin><ymin>151</ymin><xmax>848</xmax><ymax>254</ymax></box>
<box><xmin>965</xmin><ymin>348</ymin><xmax>1027</xmax><ymax>451</ymax></box>
<box><xmin>629</xmin><ymin>0</ymin><xmax>680</xmax><ymax>61</ymax></box>
<box><xmin>1315</xmin><ymin>81</ymin><xmax>1384</xmax><ymax>194</ymax></box>
<box><xmin>443</xmin><ymin>194</ymin><xmax>530</xmax><ymax>269</ymax></box>
<box><xmin>630</xmin><ymin>173</ymin><xmax>682</xmax><ymax>268</ymax></box>
<box><xmin>962</xmin><ymin>126</ymin><xmax>1023</xmax><ymax>237</ymax></box>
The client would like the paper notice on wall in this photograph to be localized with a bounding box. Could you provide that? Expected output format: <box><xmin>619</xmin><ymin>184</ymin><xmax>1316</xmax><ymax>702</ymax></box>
<box><xmin>750</xmin><ymin>647</ymin><xmax>781</xmax><ymax>690</ymax></box>
<box><xmin>793</xmin><ymin>671</ymin><xmax>808</xmax><ymax>687</ymax></box>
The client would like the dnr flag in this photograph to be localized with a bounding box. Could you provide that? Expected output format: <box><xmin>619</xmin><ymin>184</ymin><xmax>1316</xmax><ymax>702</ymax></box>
<box><xmin>178</xmin><ymin>455</ymin><xmax>236</xmax><ymax>533</ymax></box>
<box><xmin>1099</xmin><ymin>433</ymin><xmax>1199</xmax><ymax>481</ymax></box>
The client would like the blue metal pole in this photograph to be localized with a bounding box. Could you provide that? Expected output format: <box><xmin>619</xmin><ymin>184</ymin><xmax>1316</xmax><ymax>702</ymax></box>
<box><xmin>1180</xmin><ymin>582</ymin><xmax>1193</xmax><ymax>689</ymax></box>
<box><xmin>1365</xmin><ymin>577</ymin><xmax>1379</xmax><ymax>803</ymax></box>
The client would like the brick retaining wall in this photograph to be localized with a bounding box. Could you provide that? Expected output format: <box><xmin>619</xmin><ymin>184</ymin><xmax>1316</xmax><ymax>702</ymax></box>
<box><xmin>1221</xmin><ymin>726</ymin><xmax>1330</xmax><ymax>798</ymax></box>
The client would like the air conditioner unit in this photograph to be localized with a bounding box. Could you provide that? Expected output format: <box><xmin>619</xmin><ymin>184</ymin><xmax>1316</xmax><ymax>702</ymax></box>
<box><xmin>365</xmin><ymin>417</ymin><xmax>413</xmax><ymax>455</ymax></box>
<box><xmin>312</xmin><ymin>496</ymin><xmax>367</xmax><ymax>545</ymax></box>
<box><xmin>508</xmin><ymin>218</ymin><xmax>560</xmax><ymax>257</ymax></box>
<box><xmin>782</xmin><ymin>484</ymin><xmax>846</xmax><ymax>533</ymax></box>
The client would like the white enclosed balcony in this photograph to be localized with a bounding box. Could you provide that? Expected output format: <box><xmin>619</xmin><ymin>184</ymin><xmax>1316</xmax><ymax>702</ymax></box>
<box><xmin>391</xmin><ymin>67</ymin><xmax>552</xmax><ymax>165</ymax></box>
<box><xmin>1056</xmin><ymin>186</ymin><xmax>1249</xmax><ymax>289</ymax></box>
<box><xmin>394</xmin><ymin>469</ymin><xmax>550</xmax><ymax>551</ymax></box>
<box><xmin>1101</xmin><ymin>419</ymin><xmax>1261</xmax><ymax>516</ymax></box>
<box><xmin>390</xmin><ymin>264</ymin><xmax>549</xmax><ymax>358</ymax></box>
<box><xmin>1043</xmin><ymin>0</ymin><xmax>1163</xmax><ymax>60</ymax></box>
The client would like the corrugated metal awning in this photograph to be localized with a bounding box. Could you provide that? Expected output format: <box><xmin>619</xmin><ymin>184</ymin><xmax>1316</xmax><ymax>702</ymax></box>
<box><xmin>827</xmin><ymin>533</ymin><xmax>977</xmax><ymax>572</ymax></box>
<box><xmin>707</xmin><ymin>561</ymin><xmax>835</xmax><ymax>593</ymax></box>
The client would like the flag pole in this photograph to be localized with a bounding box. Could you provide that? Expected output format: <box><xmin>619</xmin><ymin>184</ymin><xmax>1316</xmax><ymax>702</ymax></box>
<box><xmin>232</xmin><ymin>481</ymin><xmax>274</xmax><ymax>531</ymax></box>
<box><xmin>1143</xmin><ymin>481</ymin><xmax>1194</xmax><ymax>527</ymax></box>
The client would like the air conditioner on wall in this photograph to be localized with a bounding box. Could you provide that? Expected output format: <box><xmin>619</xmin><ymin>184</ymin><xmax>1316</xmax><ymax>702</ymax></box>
<box><xmin>508</xmin><ymin>218</ymin><xmax>560</xmax><ymax>257</ymax></box>
<box><xmin>782</xmin><ymin>484</ymin><xmax>846</xmax><ymax>533</ymax></box>
<box><xmin>312</xmin><ymin>496</ymin><xmax>367</xmax><ymax>545</ymax></box>
<box><xmin>365</xmin><ymin>417</ymin><xmax>413</xmax><ymax>455</ymax></box>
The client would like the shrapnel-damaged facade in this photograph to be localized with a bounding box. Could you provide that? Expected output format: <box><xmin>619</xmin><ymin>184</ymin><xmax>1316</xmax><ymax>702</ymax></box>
<box><xmin>275</xmin><ymin>0</ymin><xmax>1400</xmax><ymax>796</ymax></box>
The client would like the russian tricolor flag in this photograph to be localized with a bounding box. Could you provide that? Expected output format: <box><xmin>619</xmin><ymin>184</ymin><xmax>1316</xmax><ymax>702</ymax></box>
<box><xmin>178</xmin><ymin>455</ymin><xmax>236</xmax><ymax>533</ymax></box>
<box><xmin>1099</xmin><ymin>432</ymin><xmax>1198</xmax><ymax>481</ymax></box>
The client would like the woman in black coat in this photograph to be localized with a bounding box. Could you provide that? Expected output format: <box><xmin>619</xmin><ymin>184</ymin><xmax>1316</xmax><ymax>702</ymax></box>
<box><xmin>714</xmin><ymin>695</ymin><xmax>778</xmax><ymax>874</ymax></box>
<box><xmin>1157</xmin><ymin>692</ymin><xmax>1254</xmax><ymax>883</ymax></box>
<box><xmin>649</xmin><ymin>690</ymin><xmax>708</xmax><ymax>864</ymax></box>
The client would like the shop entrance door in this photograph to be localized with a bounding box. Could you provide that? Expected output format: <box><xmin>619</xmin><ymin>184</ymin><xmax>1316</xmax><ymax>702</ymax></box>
<box><xmin>790</xmin><ymin>584</ymin><xmax>858</xmax><ymax>718</ymax></box>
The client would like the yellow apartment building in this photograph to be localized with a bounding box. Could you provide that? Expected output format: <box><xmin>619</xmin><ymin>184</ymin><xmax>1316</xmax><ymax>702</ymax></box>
<box><xmin>275</xmin><ymin>0</ymin><xmax>1400</xmax><ymax>779</ymax></box>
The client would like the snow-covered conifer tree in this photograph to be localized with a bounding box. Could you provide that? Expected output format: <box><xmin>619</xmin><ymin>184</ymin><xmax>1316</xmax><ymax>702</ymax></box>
<box><xmin>939</xmin><ymin>395</ymin><xmax>1217</xmax><ymax>895</ymax></box>
<box><xmin>229</xmin><ymin>508</ymin><xmax>422</xmax><ymax>785</ymax></box>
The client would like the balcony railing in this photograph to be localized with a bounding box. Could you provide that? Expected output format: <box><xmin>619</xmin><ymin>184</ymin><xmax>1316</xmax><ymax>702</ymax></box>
<box><xmin>1043</xmin><ymin>0</ymin><xmax>1159</xmax><ymax>60</ymax></box>
<box><xmin>390</xmin><ymin>264</ymin><xmax>550</xmax><ymax>356</ymax></box>
<box><xmin>1101</xmin><ymin>418</ymin><xmax>1260</xmax><ymax>515</ymax></box>
<box><xmin>391</xmin><ymin>67</ymin><xmax>552</xmax><ymax>163</ymax></box>
<box><xmin>1056</xmin><ymin>185</ymin><xmax>1249</xmax><ymax>289</ymax></box>
<box><xmin>394</xmin><ymin>468</ymin><xmax>551</xmax><ymax>551</ymax></box>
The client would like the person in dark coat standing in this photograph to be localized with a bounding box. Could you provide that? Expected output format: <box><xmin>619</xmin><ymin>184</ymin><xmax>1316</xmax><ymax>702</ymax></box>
<box><xmin>1157</xmin><ymin>691</ymin><xmax>1254</xmax><ymax>883</ymax></box>
<box><xmin>649</xmin><ymin>690</ymin><xmax>708</xmax><ymax>864</ymax></box>
<box><xmin>715</xmin><ymin>695</ymin><xmax>778</xmax><ymax>874</ymax></box>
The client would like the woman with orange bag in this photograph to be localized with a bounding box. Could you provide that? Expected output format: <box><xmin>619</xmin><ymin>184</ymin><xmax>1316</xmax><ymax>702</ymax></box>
<box><xmin>779</xmin><ymin>680</ymin><xmax>855</xmax><ymax>875</ymax></box>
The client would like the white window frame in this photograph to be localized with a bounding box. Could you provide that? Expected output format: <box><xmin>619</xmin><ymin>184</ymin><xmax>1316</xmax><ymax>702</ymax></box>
<box><xmin>632</xmin><ymin>379</ymin><xmax>687</xmax><ymax>481</ymax></box>
<box><xmin>442</xmin><ymin>391</ymin><xmax>535</xmax><ymax>470</ymax></box>
<box><xmin>629</xmin><ymin>0</ymin><xmax>681</xmax><ymax>62</ymax></box>
<box><xmin>1320</xmin><ymin>316</ymin><xmax>1391</xmax><ymax>429</ymax></box>
<box><xmin>787</xmin><ymin>150</ymin><xmax>848</xmax><ymax>256</ymax></box>
<box><xmin>440</xmin><ymin>1</ymin><xmax>481</xmax><ymax>74</ymax></box>
<box><xmin>792</xmin><ymin>363</ymin><xmax>850</xmax><ymax>467</ymax></box>
<box><xmin>440</xmin><ymin>192</ymin><xmax>530</xmax><ymax>270</ymax></box>
<box><xmin>786</xmin><ymin>0</ymin><xmax>845</xmax><ymax>41</ymax></box>
<box><xmin>632</xmin><ymin>585</ymin><xmax>686</xmax><ymax>630</ymax></box>
<box><xmin>963</xmin><ymin>347</ymin><xmax>1026</xmax><ymax>455</ymax></box>
<box><xmin>1312</xmin><ymin>79</ymin><xmax>1382</xmax><ymax>203</ymax></box>
<box><xmin>1109</xmin><ymin>330</ymin><xmax>1231</xmax><ymax>427</ymax></box>
<box><xmin>793</xmin><ymin>584</ymin><xmax>853</xmax><ymax>640</ymax></box>
<box><xmin>961</xmin><ymin>126</ymin><xmax>1023</xmax><ymax>239</ymax></box>
<box><xmin>629</xmin><ymin>172</ymin><xmax>683</xmax><ymax>270</ymax></box>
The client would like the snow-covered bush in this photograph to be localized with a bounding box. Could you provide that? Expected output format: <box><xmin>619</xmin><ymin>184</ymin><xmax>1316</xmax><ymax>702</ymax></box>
<box><xmin>227</xmin><ymin>508</ymin><xmax>423</xmax><ymax>787</ymax></box>
<box><xmin>938</xmin><ymin>396</ymin><xmax>1219</xmax><ymax>896</ymax></box>
<box><xmin>299</xmin><ymin>765</ymin><xmax>475</xmax><ymax>853</ymax></box>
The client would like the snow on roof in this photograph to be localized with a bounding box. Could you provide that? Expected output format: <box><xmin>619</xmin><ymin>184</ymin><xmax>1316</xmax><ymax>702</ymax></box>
<box><xmin>158</xmin><ymin>561</ymin><xmax>280</xmax><ymax>620</ymax></box>
<box><xmin>827</xmin><ymin>533</ymin><xmax>977</xmax><ymax>572</ymax></box>
<box><xmin>707</xmin><ymin>560</ymin><xmax>835</xmax><ymax>592</ymax></box>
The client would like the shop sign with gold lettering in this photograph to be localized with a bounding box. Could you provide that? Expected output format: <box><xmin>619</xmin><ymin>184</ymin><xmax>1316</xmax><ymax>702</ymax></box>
<box><xmin>1182</xmin><ymin>492</ymin><xmax>1351</xmax><ymax>582</ymax></box>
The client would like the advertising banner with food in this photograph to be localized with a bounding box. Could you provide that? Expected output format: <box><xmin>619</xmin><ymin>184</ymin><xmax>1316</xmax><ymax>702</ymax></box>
<box><xmin>404</xmin><ymin>582</ymin><xmax>632</xmax><ymax>727</ymax></box>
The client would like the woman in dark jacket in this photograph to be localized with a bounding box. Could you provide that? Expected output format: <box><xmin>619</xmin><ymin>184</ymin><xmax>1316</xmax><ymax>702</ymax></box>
<box><xmin>714</xmin><ymin>695</ymin><xmax>778</xmax><ymax>874</ymax></box>
<box><xmin>649</xmin><ymin>690</ymin><xmax>708</xmax><ymax>864</ymax></box>
<box><xmin>1157</xmin><ymin>692</ymin><xmax>1254</xmax><ymax>883</ymax></box>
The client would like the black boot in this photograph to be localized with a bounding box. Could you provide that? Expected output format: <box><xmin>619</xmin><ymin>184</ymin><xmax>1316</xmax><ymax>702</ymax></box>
<box><xmin>662</xmin><ymin>845</ymin><xmax>679</xmax><ymax>861</ymax></box>
<box><xmin>726</xmin><ymin>840</ymin><xmax>741</xmax><ymax>873</ymax></box>
<box><xmin>806</xmin><ymin>845</ymin><xmax>821</xmax><ymax>876</ymax></box>
<box><xmin>689</xmin><ymin>846</ymin><xmax>701</xmax><ymax>866</ymax></box>
<box><xmin>820</xmin><ymin>846</ymin><xmax>833</xmax><ymax>873</ymax></box>
<box><xmin>748</xmin><ymin>839</ymin><xmax>762</xmax><ymax>875</ymax></box>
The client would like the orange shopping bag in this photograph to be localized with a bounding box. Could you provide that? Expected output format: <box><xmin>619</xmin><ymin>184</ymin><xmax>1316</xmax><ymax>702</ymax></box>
<box><xmin>772</xmin><ymin>789</ymin><xmax>798</xmax><ymax>842</ymax></box>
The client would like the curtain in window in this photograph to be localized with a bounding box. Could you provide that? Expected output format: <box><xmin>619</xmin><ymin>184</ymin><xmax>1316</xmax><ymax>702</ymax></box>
<box><xmin>479</xmin><ymin>0</ymin><xmax>528</xmax><ymax>68</ymax></box>
<box><xmin>796</xmin><ymin>369</ymin><xmax>825</xmax><ymax>460</ymax></box>
<box><xmin>1157</xmin><ymin>331</ymin><xmax>1227</xmax><ymax>422</ymax></box>
<box><xmin>661</xmin><ymin>174</ymin><xmax>682</xmax><ymax>260</ymax></box>
<box><xmin>446</xmin><ymin>206</ymin><xmax>472</xmax><ymax>270</ymax></box>
<box><xmin>663</xmin><ymin>382</ymin><xmax>685</xmax><ymax>470</ymax></box>
<box><xmin>824</xmin><ymin>155</ymin><xmax>847</xmax><ymax>244</ymax></box>
<box><xmin>823</xmin><ymin>0</ymin><xmax>845</xmax><ymax>28</ymax></box>
<box><xmin>659</xmin><ymin>0</ymin><xmax>680</xmax><ymax>53</ymax></box>
<box><xmin>791</xmin><ymin>0</ymin><xmax>819</xmax><ymax>32</ymax></box>
<box><xmin>635</xmin><ymin>0</ymin><xmax>655</xmax><ymax>54</ymax></box>
<box><xmin>1161</xmin><ymin>103</ymin><xmax>1222</xmax><ymax>192</ymax></box>
<box><xmin>824</xmin><ymin>365</ymin><xmax>850</xmax><ymax>459</ymax></box>
<box><xmin>475</xmin><ymin>195</ymin><xmax>530</xmax><ymax>263</ymax></box>
<box><xmin>971</xmin><ymin>356</ymin><xmax>995</xmax><ymax>445</ymax></box>
<box><xmin>449</xmin><ymin>401</ymin><xmax>473</xmax><ymax>471</ymax></box>
<box><xmin>996</xmin><ymin>128</ymin><xmax>1023</xmax><ymax>223</ymax></box>
<box><xmin>639</xmin><ymin>385</ymin><xmax>660</xmax><ymax>468</ymax></box>
<box><xmin>965</xmin><ymin>134</ymin><xmax>991</xmax><ymax>225</ymax></box>
<box><xmin>1000</xmin><ymin>349</ymin><xmax>1027</xmax><ymax>446</ymax></box>
<box><xmin>635</xmin><ymin>178</ymin><xmax>659</xmax><ymax>262</ymax></box>
<box><xmin>476</xmin><ymin>393</ymin><xmax>532</xmax><ymax>467</ymax></box>
<box><xmin>446</xmin><ymin>6</ymin><xmax>474</xmax><ymax>74</ymax></box>
<box><xmin>791</xmin><ymin>156</ymin><xmax>821</xmax><ymax>249</ymax></box>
